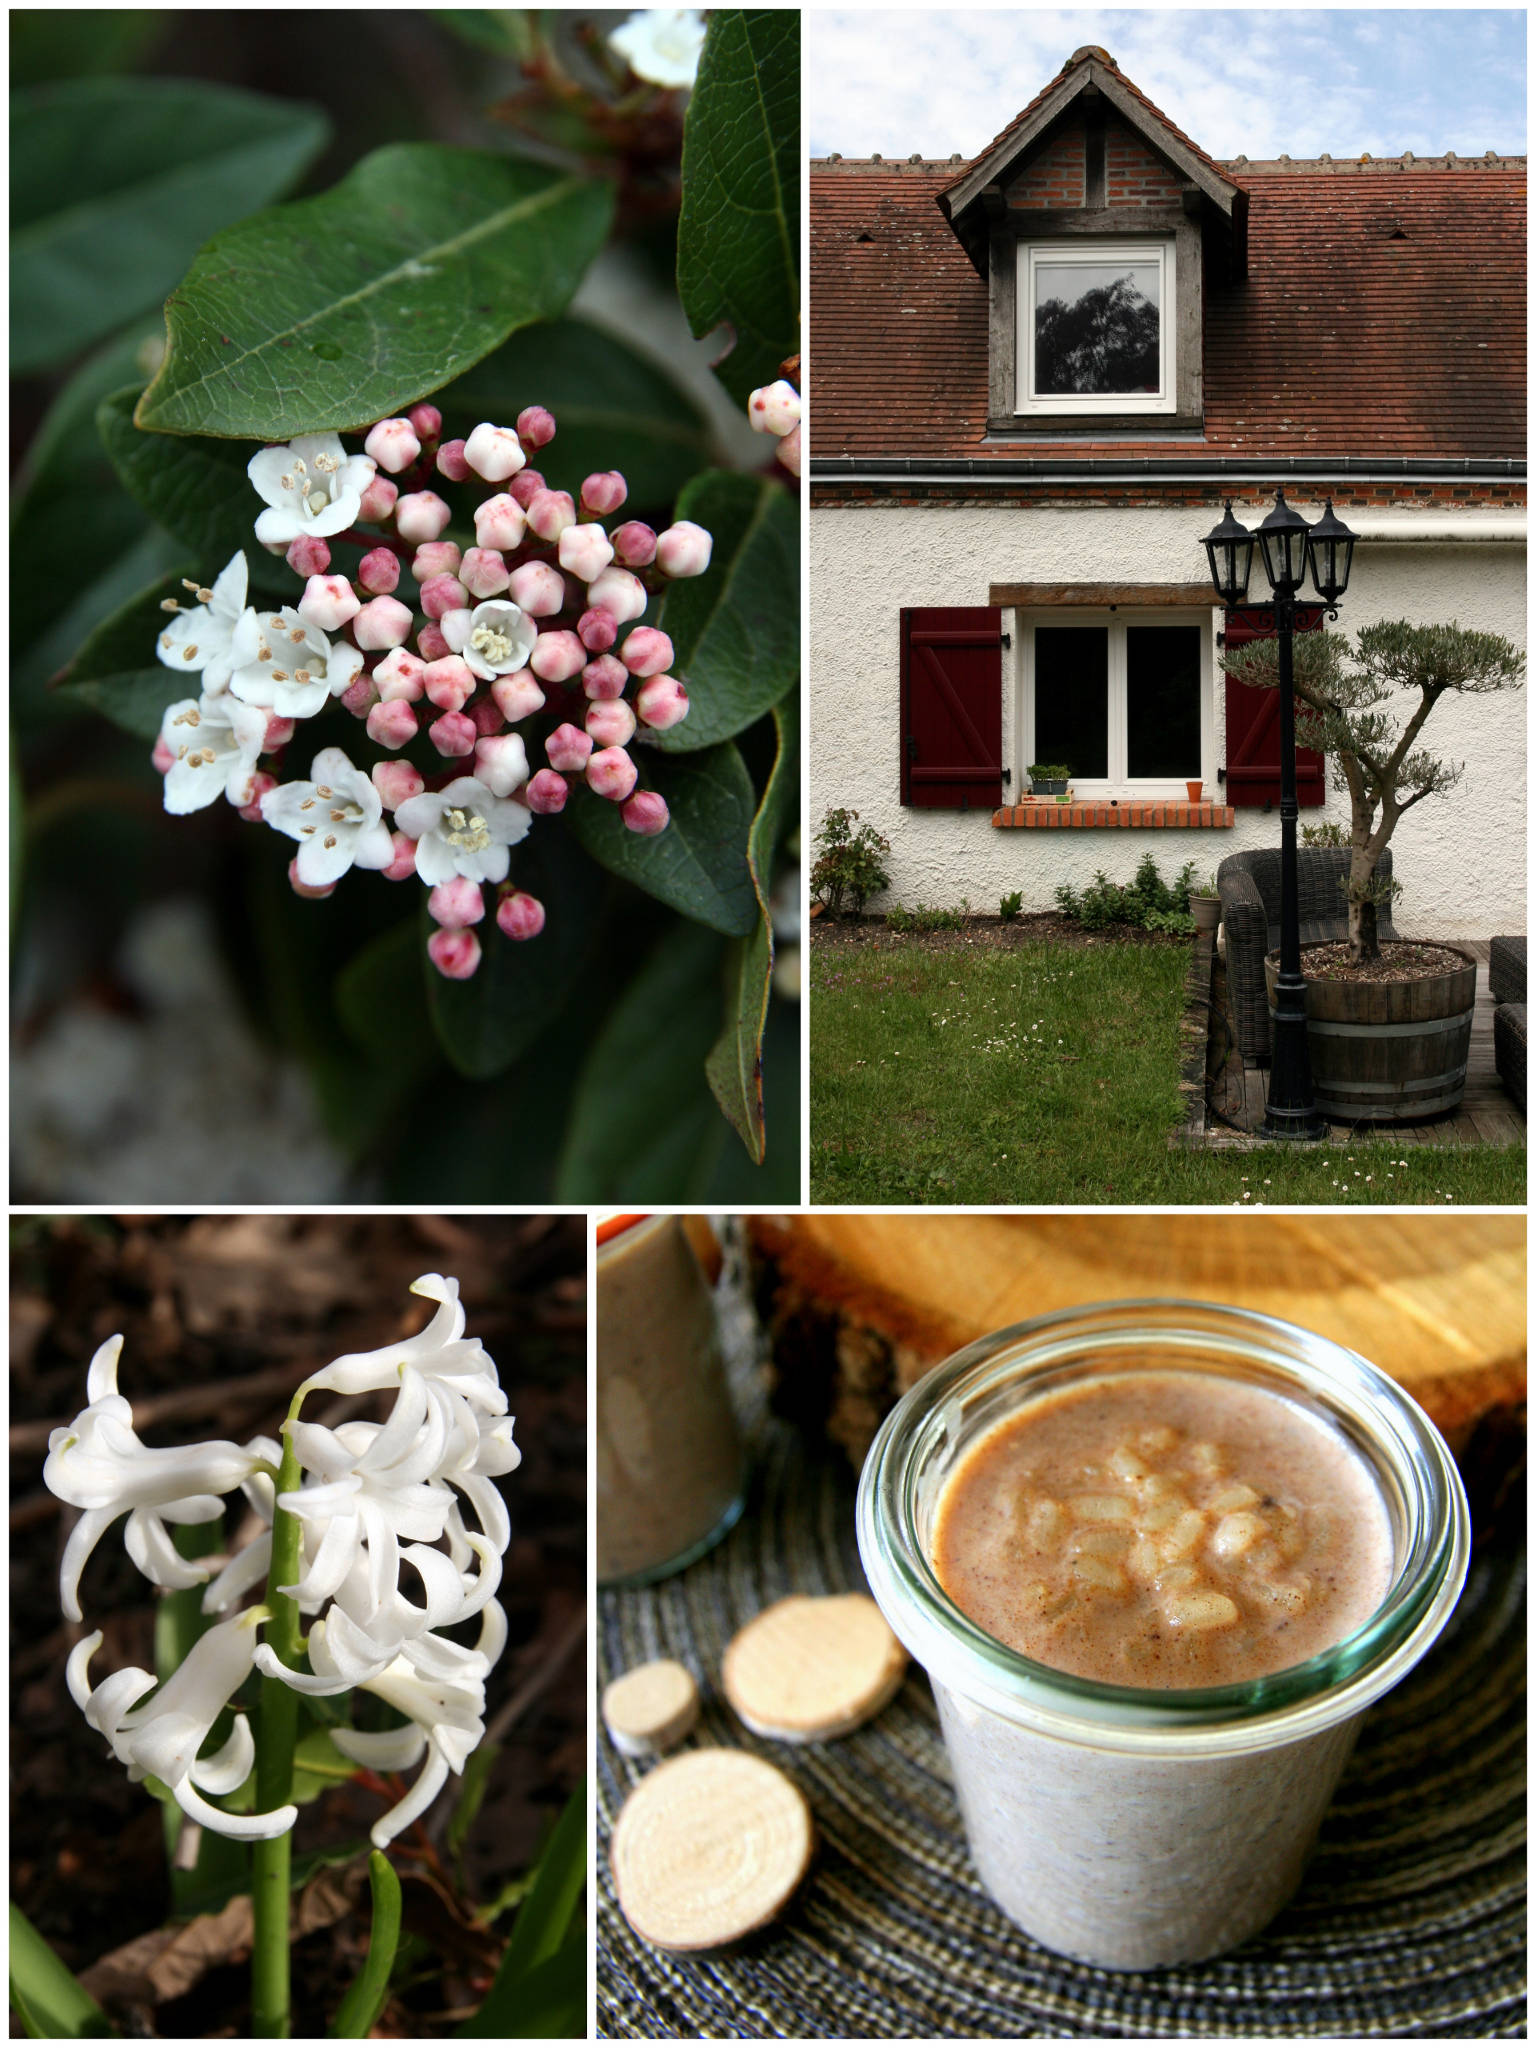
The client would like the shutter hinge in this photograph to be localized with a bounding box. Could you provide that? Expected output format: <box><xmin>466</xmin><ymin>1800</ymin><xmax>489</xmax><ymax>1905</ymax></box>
<box><xmin>1001</xmin><ymin>767</ymin><xmax>1011</xmax><ymax>787</ymax></box>
<box><xmin>1000</xmin><ymin>631</ymin><xmax>1012</xmax><ymax>649</ymax></box>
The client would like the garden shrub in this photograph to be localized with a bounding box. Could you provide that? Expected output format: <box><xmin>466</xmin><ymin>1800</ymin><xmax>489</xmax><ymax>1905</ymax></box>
<box><xmin>811</xmin><ymin>807</ymin><xmax>891</xmax><ymax>918</ymax></box>
<box><xmin>1056</xmin><ymin>854</ymin><xmax>1199</xmax><ymax>932</ymax></box>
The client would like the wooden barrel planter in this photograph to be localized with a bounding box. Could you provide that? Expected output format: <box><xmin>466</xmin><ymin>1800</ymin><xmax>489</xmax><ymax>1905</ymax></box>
<box><xmin>1264</xmin><ymin>943</ymin><xmax>1478</xmax><ymax>1122</ymax></box>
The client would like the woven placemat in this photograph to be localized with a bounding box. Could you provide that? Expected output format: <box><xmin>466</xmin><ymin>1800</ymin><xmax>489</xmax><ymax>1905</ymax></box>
<box><xmin>597</xmin><ymin>1422</ymin><xmax>1526</xmax><ymax>2040</ymax></box>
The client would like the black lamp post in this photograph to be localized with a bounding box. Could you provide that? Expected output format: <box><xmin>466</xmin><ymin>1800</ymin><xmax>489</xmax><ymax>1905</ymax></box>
<box><xmin>1202</xmin><ymin>490</ymin><xmax>1357</xmax><ymax>1141</ymax></box>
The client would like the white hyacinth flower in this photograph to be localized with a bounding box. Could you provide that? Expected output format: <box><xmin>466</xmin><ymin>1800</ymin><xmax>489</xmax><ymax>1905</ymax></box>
<box><xmin>247</xmin><ymin>433</ymin><xmax>376</xmax><ymax>547</ymax></box>
<box><xmin>260</xmin><ymin>747</ymin><xmax>395</xmax><ymax>889</ymax></box>
<box><xmin>155</xmin><ymin>553</ymin><xmax>261</xmax><ymax>696</ymax></box>
<box><xmin>609</xmin><ymin>7</ymin><xmax>706</xmax><ymax>89</ymax></box>
<box><xmin>68</xmin><ymin>1610</ymin><xmax>297</xmax><ymax>1840</ymax></box>
<box><xmin>441</xmin><ymin>598</ymin><xmax>538</xmax><ymax>684</ymax></box>
<box><xmin>393</xmin><ymin>778</ymin><xmax>532</xmax><ymax>888</ymax></box>
<box><xmin>230</xmin><ymin>606</ymin><xmax>365</xmax><ymax>721</ymax></box>
<box><xmin>159</xmin><ymin>692</ymin><xmax>268</xmax><ymax>814</ymax></box>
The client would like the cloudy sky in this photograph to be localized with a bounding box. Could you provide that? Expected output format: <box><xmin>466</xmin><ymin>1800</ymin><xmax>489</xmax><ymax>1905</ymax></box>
<box><xmin>807</xmin><ymin>9</ymin><xmax>1527</xmax><ymax>162</ymax></box>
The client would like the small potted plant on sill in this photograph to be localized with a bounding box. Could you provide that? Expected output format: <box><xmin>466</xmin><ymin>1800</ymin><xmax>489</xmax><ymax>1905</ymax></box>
<box><xmin>1186</xmin><ymin>778</ymin><xmax>1204</xmax><ymax>803</ymax></box>
<box><xmin>1027</xmin><ymin>762</ymin><xmax>1071</xmax><ymax>796</ymax></box>
<box><xmin>1189</xmin><ymin>872</ymin><xmax>1222</xmax><ymax>933</ymax></box>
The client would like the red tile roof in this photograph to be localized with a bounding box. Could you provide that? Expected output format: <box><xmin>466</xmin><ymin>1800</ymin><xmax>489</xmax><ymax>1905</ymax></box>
<box><xmin>810</xmin><ymin>155</ymin><xmax>1526</xmax><ymax>465</ymax></box>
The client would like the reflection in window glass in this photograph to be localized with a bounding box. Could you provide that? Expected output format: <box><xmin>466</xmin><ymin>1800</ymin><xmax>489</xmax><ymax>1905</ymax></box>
<box><xmin>1034</xmin><ymin>627</ymin><xmax>1108</xmax><ymax>778</ymax></box>
<box><xmin>1127</xmin><ymin>626</ymin><xmax>1201</xmax><ymax>777</ymax></box>
<box><xmin>1034</xmin><ymin>261</ymin><xmax>1160</xmax><ymax>395</ymax></box>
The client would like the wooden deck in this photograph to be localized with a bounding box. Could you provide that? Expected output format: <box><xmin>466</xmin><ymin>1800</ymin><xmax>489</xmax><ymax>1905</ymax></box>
<box><xmin>1198</xmin><ymin>939</ymin><xmax>1525</xmax><ymax>1151</ymax></box>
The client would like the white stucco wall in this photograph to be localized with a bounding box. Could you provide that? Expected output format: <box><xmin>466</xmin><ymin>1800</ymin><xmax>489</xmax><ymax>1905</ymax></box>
<box><xmin>809</xmin><ymin>502</ymin><xmax>1526</xmax><ymax>937</ymax></box>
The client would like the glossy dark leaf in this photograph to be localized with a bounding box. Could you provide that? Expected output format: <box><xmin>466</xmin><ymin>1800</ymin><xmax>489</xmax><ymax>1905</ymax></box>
<box><xmin>435</xmin><ymin>10</ymin><xmax>538</xmax><ymax>58</ymax></box>
<box><xmin>651</xmin><ymin>468</ymin><xmax>798</xmax><ymax>751</ymax></box>
<box><xmin>52</xmin><ymin>569</ymin><xmax>199</xmax><ymax>739</ymax></box>
<box><xmin>16</xmin><ymin>531</ymin><xmax>188</xmax><ymax>730</ymax></box>
<box><xmin>676</xmin><ymin>11</ymin><xmax>800</xmax><ymax>405</ymax></box>
<box><xmin>12</xmin><ymin>79</ymin><xmax>329</xmax><ymax>374</ymax></box>
<box><xmin>566</xmin><ymin>743</ymin><xmax>758</xmax><ymax>935</ymax></box>
<box><xmin>136</xmin><ymin>144</ymin><xmax>615</xmax><ymax>438</ymax></box>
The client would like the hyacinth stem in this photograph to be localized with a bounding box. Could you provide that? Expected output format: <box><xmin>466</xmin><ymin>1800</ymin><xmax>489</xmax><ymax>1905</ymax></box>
<box><xmin>251</xmin><ymin>1404</ymin><xmax>305</xmax><ymax>2038</ymax></box>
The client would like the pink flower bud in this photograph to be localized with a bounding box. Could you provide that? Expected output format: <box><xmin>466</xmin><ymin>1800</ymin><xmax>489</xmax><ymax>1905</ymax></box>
<box><xmin>586</xmin><ymin>698</ymin><xmax>637</xmax><ymax>748</ymax></box>
<box><xmin>408</xmin><ymin>402</ymin><xmax>442</xmax><ymax>446</ymax></box>
<box><xmin>357</xmin><ymin>473</ymin><xmax>399</xmax><ymax>523</ymax></box>
<box><xmin>297</xmin><ymin>573</ymin><xmax>361</xmax><ymax>632</ymax></box>
<box><xmin>470</xmin><ymin>696</ymin><xmax>503</xmax><ymax>737</ymax></box>
<box><xmin>580</xmin><ymin>470</ymin><xmax>628</xmax><ymax>517</ymax></box>
<box><xmin>372</xmin><ymin>760</ymin><xmax>425</xmax><ymax>809</ymax></box>
<box><xmin>491</xmin><ymin>672</ymin><xmax>545</xmax><ymax>724</ymax></box>
<box><xmin>436</xmin><ymin>438</ymin><xmax>472</xmax><ymax>482</ymax></box>
<box><xmin>428</xmin><ymin>926</ymin><xmax>482</xmax><ymax>979</ymax></box>
<box><xmin>289</xmin><ymin>855</ymin><xmax>338</xmax><ymax>900</ymax></box>
<box><xmin>262</xmin><ymin>715</ymin><xmax>296</xmax><ymax>752</ymax></box>
<box><xmin>527</xmin><ymin>488</ymin><xmax>576</xmax><ymax>544</ymax></box>
<box><xmin>428</xmin><ymin>710</ymin><xmax>478</xmax><ymax>757</ymax></box>
<box><xmin>460</xmin><ymin>546</ymin><xmax>511</xmax><ymax>599</ymax></box>
<box><xmin>340</xmin><ymin>673</ymin><xmax>378</xmax><ymax>718</ymax></box>
<box><xmin>587</xmin><ymin>746</ymin><xmax>639</xmax><ymax>803</ymax></box>
<box><xmin>420</xmin><ymin>572</ymin><xmax>470</xmax><ymax>620</ymax></box>
<box><xmin>517</xmin><ymin>405</ymin><xmax>557</xmax><ymax>449</ymax></box>
<box><xmin>509</xmin><ymin>468</ymin><xmax>545</xmax><ymax>510</ymax></box>
<box><xmin>558</xmin><ymin>523</ymin><xmax>614</xmax><ymax>582</ymax></box>
<box><xmin>585</xmin><ymin>567</ymin><xmax>648</xmax><ymax>623</ymax></box>
<box><xmin>428</xmin><ymin>875</ymin><xmax>485</xmax><ymax>928</ymax></box>
<box><xmin>525</xmin><ymin>768</ymin><xmax>569</xmax><ymax>814</ymax></box>
<box><xmin>497</xmin><ymin>889</ymin><xmax>546</xmax><ymax>941</ymax></box>
<box><xmin>423</xmin><ymin>656</ymin><xmax>476</xmax><ymax>713</ymax></box>
<box><xmin>508</xmin><ymin>560</ymin><xmax>566</xmax><ymax>618</ymax></box>
<box><xmin>239</xmin><ymin>770</ymin><xmax>280</xmax><ymax>823</ymax></box>
<box><xmin>382</xmin><ymin>830</ymin><xmax>418</xmax><ymax>881</ymax></box>
<box><xmin>358</xmin><ymin>546</ymin><xmax>401</xmax><ymax>595</ymax></box>
<box><xmin>582</xmin><ymin>653</ymin><xmax>629</xmax><ymax>701</ymax></box>
<box><xmin>367</xmin><ymin>699</ymin><xmax>419</xmax><ymax>749</ymax></box>
<box><xmin>286</xmin><ymin>534</ymin><xmax>331</xmax><ymax>578</ymax></box>
<box><xmin>578</xmin><ymin>608</ymin><xmax>618</xmax><ymax>653</ymax></box>
<box><xmin>636</xmin><ymin>674</ymin><xmax>690</xmax><ymax>730</ymax></box>
<box><xmin>621</xmin><ymin>790</ymin><xmax>671</xmax><ymax>836</ymax></box>
<box><xmin>416</xmin><ymin>622</ymin><xmax>450</xmax><ymax>662</ymax></box>
<box><xmin>472</xmin><ymin>494</ymin><xmax>525</xmax><ymax>552</ymax></box>
<box><xmin>365</xmin><ymin>419</ymin><xmax>421</xmax><ymax>474</ymax></box>
<box><xmin>656</xmin><ymin>520</ymin><xmax>713</xmax><ymax>578</ymax></box>
<box><xmin>411</xmin><ymin>540</ymin><xmax>462</xmax><ymax>583</ymax></box>
<box><xmin>622</xmin><ymin>625</ymin><xmax>674</xmax><ymax>677</ymax></box>
<box><xmin>611</xmin><ymin>520</ymin><xmax>658</xmax><ymax>568</ymax></box>
<box><xmin>151</xmin><ymin>735</ymin><xmax>176</xmax><ymax>774</ymax></box>
<box><xmin>530</xmin><ymin>628</ymin><xmax>586</xmax><ymax>683</ymax></box>
<box><xmin>355</xmin><ymin>595</ymin><xmax>414</xmax><ymax>650</ymax></box>
<box><xmin>375</xmin><ymin>648</ymin><xmax>427</xmax><ymax>703</ymax></box>
<box><xmin>464</xmin><ymin>421</ymin><xmax>526</xmax><ymax>483</ymax></box>
<box><xmin>748</xmin><ymin>380</ymin><xmax>802</xmax><ymax>436</ymax></box>
<box><xmin>778</xmin><ymin>423</ymin><xmax>801</xmax><ymax>477</ymax></box>
<box><xmin>395</xmin><ymin>490</ymin><xmax>451</xmax><ymax>545</ymax></box>
<box><xmin>546</xmin><ymin>723</ymin><xmax>594</xmax><ymax>774</ymax></box>
<box><xmin>474</xmin><ymin>732</ymin><xmax>529</xmax><ymax>796</ymax></box>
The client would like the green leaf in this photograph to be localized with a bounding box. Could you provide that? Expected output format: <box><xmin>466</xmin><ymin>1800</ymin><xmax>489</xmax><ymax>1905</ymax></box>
<box><xmin>438</xmin><ymin>317</ymin><xmax>713</xmax><ymax>511</ymax></box>
<box><xmin>555</xmin><ymin>921</ymin><xmax>729</xmax><ymax>1201</ymax></box>
<box><xmin>676</xmin><ymin>11</ymin><xmax>800</xmax><ymax>406</ymax></box>
<box><xmin>706</xmin><ymin>692</ymin><xmax>797</xmax><ymax>1159</ymax></box>
<box><xmin>136</xmin><ymin>144</ymin><xmax>615</xmax><ymax>438</ymax></box>
<box><xmin>51</xmin><ymin>569</ymin><xmax>198</xmax><ymax>740</ymax></box>
<box><xmin>435</xmin><ymin>9</ymin><xmax>537</xmax><ymax>58</ymax></box>
<box><xmin>462</xmin><ymin>1928</ymin><xmax>584</xmax><ymax>2040</ymax></box>
<box><xmin>651</xmin><ymin>469</ymin><xmax>798</xmax><ymax>751</ymax></box>
<box><xmin>335</xmin><ymin>919</ymin><xmax>440</xmax><ymax>1096</ymax></box>
<box><xmin>456</xmin><ymin>1783</ymin><xmax>586</xmax><ymax>2038</ymax></box>
<box><xmin>12</xmin><ymin>11</ymin><xmax>165</xmax><ymax>90</ymax></box>
<box><xmin>331</xmin><ymin>1852</ymin><xmax>402</xmax><ymax>2039</ymax></box>
<box><xmin>446</xmin><ymin>1739</ymin><xmax>502</xmax><ymax>1873</ymax></box>
<box><xmin>566</xmin><ymin>743</ymin><xmax>758</xmax><ymax>936</ymax></box>
<box><xmin>427</xmin><ymin>828</ymin><xmax>606</xmax><ymax>1080</ymax></box>
<box><xmin>8</xmin><ymin>1904</ymin><xmax>115</xmax><ymax>2038</ymax></box>
<box><xmin>15</xmin><ymin>529</ymin><xmax>187</xmax><ymax>726</ymax></box>
<box><xmin>11</xmin><ymin>79</ymin><xmax>330</xmax><ymax>374</ymax></box>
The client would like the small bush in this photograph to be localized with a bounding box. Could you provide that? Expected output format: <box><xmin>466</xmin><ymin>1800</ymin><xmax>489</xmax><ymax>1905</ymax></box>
<box><xmin>1301</xmin><ymin>820</ymin><xmax>1348</xmax><ymax>848</ymax></box>
<box><xmin>811</xmin><ymin>807</ymin><xmax>891</xmax><ymax>918</ymax></box>
<box><xmin>1056</xmin><ymin>855</ymin><xmax>1199</xmax><ymax>933</ymax></box>
<box><xmin>888</xmin><ymin>902</ymin><xmax>967</xmax><ymax>933</ymax></box>
<box><xmin>999</xmin><ymin>890</ymin><xmax>1023</xmax><ymax>922</ymax></box>
<box><xmin>1144</xmin><ymin>907</ymin><xmax>1197</xmax><ymax>934</ymax></box>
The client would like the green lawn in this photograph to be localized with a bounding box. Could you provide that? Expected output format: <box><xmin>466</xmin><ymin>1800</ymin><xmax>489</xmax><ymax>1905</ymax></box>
<box><xmin>810</xmin><ymin>934</ymin><xmax>1526</xmax><ymax>1206</ymax></box>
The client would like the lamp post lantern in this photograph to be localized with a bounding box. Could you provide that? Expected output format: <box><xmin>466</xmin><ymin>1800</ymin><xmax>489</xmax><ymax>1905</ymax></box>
<box><xmin>1202</xmin><ymin>490</ymin><xmax>1357</xmax><ymax>1141</ymax></box>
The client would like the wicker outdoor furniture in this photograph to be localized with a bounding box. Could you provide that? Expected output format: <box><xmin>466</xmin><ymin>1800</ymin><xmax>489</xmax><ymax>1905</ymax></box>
<box><xmin>1488</xmin><ymin>936</ymin><xmax>1526</xmax><ymax>1111</ymax></box>
<box><xmin>1488</xmin><ymin>936</ymin><xmax>1526</xmax><ymax>1009</ymax></box>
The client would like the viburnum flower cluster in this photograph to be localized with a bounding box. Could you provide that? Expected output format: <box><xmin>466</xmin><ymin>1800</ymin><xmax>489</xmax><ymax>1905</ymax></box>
<box><xmin>152</xmin><ymin>403</ymin><xmax>713</xmax><ymax>979</ymax></box>
<box><xmin>45</xmin><ymin>1275</ymin><xmax>517</xmax><ymax>1848</ymax></box>
<box><xmin>748</xmin><ymin>377</ymin><xmax>801</xmax><ymax>478</ymax></box>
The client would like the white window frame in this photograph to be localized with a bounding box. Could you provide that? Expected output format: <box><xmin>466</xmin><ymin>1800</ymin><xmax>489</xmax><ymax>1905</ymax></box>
<box><xmin>1015</xmin><ymin>239</ymin><xmax>1176</xmax><ymax>415</ymax></box>
<box><xmin>1015</xmin><ymin>608</ymin><xmax>1214</xmax><ymax>799</ymax></box>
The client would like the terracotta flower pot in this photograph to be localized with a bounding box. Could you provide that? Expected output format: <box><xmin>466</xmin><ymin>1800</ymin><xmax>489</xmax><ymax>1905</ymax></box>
<box><xmin>1186</xmin><ymin>779</ymin><xmax>1203</xmax><ymax>802</ymax></box>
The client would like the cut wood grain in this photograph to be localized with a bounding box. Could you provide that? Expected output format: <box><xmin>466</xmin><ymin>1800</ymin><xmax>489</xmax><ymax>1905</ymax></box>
<box><xmin>722</xmin><ymin>1595</ymin><xmax>907</xmax><ymax>1741</ymax></box>
<box><xmin>602</xmin><ymin>1659</ymin><xmax>701</xmax><ymax>1757</ymax></box>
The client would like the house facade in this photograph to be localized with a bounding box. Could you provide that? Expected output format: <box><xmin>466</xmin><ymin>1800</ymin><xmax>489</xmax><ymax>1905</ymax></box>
<box><xmin>808</xmin><ymin>46</ymin><xmax>1526</xmax><ymax>937</ymax></box>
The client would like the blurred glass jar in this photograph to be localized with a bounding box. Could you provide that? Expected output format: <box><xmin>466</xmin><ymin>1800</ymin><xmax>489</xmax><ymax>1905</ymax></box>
<box><xmin>596</xmin><ymin>1215</ymin><xmax>746</xmax><ymax>1586</ymax></box>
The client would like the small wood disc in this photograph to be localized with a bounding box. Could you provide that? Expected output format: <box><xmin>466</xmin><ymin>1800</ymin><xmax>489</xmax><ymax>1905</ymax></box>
<box><xmin>610</xmin><ymin>1748</ymin><xmax>814</xmax><ymax>1952</ymax></box>
<box><xmin>601</xmin><ymin>1659</ymin><xmax>701</xmax><ymax>1758</ymax></box>
<box><xmin>721</xmin><ymin>1594</ymin><xmax>908</xmax><ymax>1741</ymax></box>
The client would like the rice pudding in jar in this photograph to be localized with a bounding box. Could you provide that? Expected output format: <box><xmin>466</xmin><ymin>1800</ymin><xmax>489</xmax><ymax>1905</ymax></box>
<box><xmin>857</xmin><ymin>1301</ymin><xmax>1469</xmax><ymax>1970</ymax></box>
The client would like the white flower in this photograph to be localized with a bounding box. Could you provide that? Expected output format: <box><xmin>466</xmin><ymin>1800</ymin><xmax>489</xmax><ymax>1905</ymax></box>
<box><xmin>394</xmin><ymin>776</ymin><xmax>532</xmax><ymax>887</ymax></box>
<box><xmin>154</xmin><ymin>553</ymin><xmax>261</xmax><ymax>696</ymax></box>
<box><xmin>44</xmin><ymin>1335</ymin><xmax>269</xmax><ymax>1621</ymax></box>
<box><xmin>159</xmin><ymin>692</ymin><xmax>268</xmax><ymax>814</ymax></box>
<box><xmin>260</xmin><ymin>747</ymin><xmax>395</xmax><ymax>889</ymax></box>
<box><xmin>68</xmin><ymin>1611</ymin><xmax>297</xmax><ymax>1841</ymax></box>
<box><xmin>441</xmin><ymin>599</ymin><xmax>538</xmax><ymax>683</ymax></box>
<box><xmin>247</xmin><ymin>433</ymin><xmax>376</xmax><ymax>548</ymax></box>
<box><xmin>229</xmin><ymin>606</ymin><xmax>364</xmax><ymax>720</ymax></box>
<box><xmin>610</xmin><ymin>7</ymin><xmax>706</xmax><ymax>88</ymax></box>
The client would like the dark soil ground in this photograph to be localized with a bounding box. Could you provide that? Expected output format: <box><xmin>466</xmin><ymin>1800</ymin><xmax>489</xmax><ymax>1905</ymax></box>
<box><xmin>811</xmin><ymin>910</ymin><xmax>1191</xmax><ymax>954</ymax></box>
<box><xmin>10</xmin><ymin>1214</ymin><xmax>585</xmax><ymax>2038</ymax></box>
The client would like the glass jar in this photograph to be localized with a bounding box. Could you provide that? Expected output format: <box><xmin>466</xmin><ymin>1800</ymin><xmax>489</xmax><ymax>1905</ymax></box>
<box><xmin>596</xmin><ymin>1215</ymin><xmax>745</xmax><ymax>1587</ymax></box>
<box><xmin>857</xmin><ymin>1299</ymin><xmax>1469</xmax><ymax>1970</ymax></box>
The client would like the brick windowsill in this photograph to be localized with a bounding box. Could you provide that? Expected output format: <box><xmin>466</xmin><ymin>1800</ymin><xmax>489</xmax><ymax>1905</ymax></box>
<box><xmin>992</xmin><ymin>801</ymin><xmax>1236</xmax><ymax>829</ymax></box>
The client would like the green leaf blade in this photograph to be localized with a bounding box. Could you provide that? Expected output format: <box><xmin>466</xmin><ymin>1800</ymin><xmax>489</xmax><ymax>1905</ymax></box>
<box><xmin>96</xmin><ymin>388</ymin><xmax>286</xmax><ymax>590</ymax></box>
<box><xmin>8</xmin><ymin>1903</ymin><xmax>115</xmax><ymax>2039</ymax></box>
<box><xmin>51</xmin><ymin>569</ymin><xmax>199</xmax><ymax>739</ymax></box>
<box><xmin>565</xmin><ymin>743</ymin><xmax>758</xmax><ymax>936</ymax></box>
<box><xmin>330</xmin><ymin>1851</ymin><xmax>402</xmax><ymax>2040</ymax></box>
<box><xmin>456</xmin><ymin>1783</ymin><xmax>586</xmax><ymax>2038</ymax></box>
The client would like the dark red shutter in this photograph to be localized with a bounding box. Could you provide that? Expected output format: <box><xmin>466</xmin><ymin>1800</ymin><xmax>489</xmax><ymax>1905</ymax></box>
<box><xmin>900</xmin><ymin>606</ymin><xmax>1004</xmax><ymax>808</ymax></box>
<box><xmin>1222</xmin><ymin>605</ymin><xmax>1326</xmax><ymax>807</ymax></box>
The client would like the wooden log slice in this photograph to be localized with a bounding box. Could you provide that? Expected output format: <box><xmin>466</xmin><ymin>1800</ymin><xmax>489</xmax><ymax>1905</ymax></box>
<box><xmin>722</xmin><ymin>1595</ymin><xmax>908</xmax><ymax>1741</ymax></box>
<box><xmin>602</xmin><ymin>1659</ymin><xmax>701</xmax><ymax>1758</ymax></box>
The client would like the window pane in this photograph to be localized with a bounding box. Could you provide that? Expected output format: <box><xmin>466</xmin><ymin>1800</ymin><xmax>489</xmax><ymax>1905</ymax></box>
<box><xmin>1034</xmin><ymin>627</ymin><xmax>1108</xmax><ymax>778</ymax></box>
<box><xmin>1034</xmin><ymin>260</ymin><xmax>1160</xmax><ymax>395</ymax></box>
<box><xmin>1127</xmin><ymin>626</ymin><xmax>1201</xmax><ymax>778</ymax></box>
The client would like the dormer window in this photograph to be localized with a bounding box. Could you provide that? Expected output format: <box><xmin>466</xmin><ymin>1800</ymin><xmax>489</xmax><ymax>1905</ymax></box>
<box><xmin>1018</xmin><ymin>239</ymin><xmax>1175</xmax><ymax>413</ymax></box>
